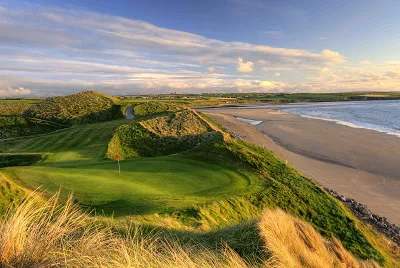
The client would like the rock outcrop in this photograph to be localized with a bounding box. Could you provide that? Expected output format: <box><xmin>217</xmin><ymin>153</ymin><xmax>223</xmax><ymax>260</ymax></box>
<box><xmin>324</xmin><ymin>188</ymin><xmax>400</xmax><ymax>245</ymax></box>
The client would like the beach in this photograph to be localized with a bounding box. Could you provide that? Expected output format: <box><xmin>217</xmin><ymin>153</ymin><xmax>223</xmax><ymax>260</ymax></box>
<box><xmin>201</xmin><ymin>107</ymin><xmax>400</xmax><ymax>225</ymax></box>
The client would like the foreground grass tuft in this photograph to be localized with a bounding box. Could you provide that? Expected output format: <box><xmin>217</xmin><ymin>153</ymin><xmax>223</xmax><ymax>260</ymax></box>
<box><xmin>259</xmin><ymin>209</ymin><xmax>380</xmax><ymax>268</ymax></box>
<box><xmin>0</xmin><ymin>193</ymin><xmax>380</xmax><ymax>267</ymax></box>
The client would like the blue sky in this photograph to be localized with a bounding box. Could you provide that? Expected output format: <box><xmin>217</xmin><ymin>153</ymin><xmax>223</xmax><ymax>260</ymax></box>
<box><xmin>0</xmin><ymin>0</ymin><xmax>399</xmax><ymax>96</ymax></box>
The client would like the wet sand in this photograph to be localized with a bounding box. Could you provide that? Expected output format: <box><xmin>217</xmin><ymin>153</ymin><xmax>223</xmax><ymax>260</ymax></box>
<box><xmin>201</xmin><ymin>108</ymin><xmax>400</xmax><ymax>225</ymax></box>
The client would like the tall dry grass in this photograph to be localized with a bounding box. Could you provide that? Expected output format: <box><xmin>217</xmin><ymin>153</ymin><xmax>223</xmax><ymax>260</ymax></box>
<box><xmin>0</xmin><ymin>192</ymin><xmax>248</xmax><ymax>267</ymax></box>
<box><xmin>0</xmin><ymin>193</ymin><xmax>380</xmax><ymax>267</ymax></box>
<box><xmin>258</xmin><ymin>209</ymin><xmax>380</xmax><ymax>268</ymax></box>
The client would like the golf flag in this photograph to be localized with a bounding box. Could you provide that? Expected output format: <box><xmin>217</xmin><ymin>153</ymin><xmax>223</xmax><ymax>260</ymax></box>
<box><xmin>115</xmin><ymin>154</ymin><xmax>119</xmax><ymax>159</ymax></box>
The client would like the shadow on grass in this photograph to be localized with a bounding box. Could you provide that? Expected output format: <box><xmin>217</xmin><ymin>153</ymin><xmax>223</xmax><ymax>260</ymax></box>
<box><xmin>122</xmin><ymin>220</ymin><xmax>268</xmax><ymax>264</ymax></box>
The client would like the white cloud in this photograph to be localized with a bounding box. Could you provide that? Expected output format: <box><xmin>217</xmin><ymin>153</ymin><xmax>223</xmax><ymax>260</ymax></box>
<box><xmin>0</xmin><ymin>86</ymin><xmax>31</xmax><ymax>97</ymax></box>
<box><xmin>274</xmin><ymin>72</ymin><xmax>281</xmax><ymax>77</ymax></box>
<box><xmin>237</xmin><ymin>58</ymin><xmax>254</xmax><ymax>73</ymax></box>
<box><xmin>262</xmin><ymin>66</ymin><xmax>292</xmax><ymax>71</ymax></box>
<box><xmin>321</xmin><ymin>49</ymin><xmax>346</xmax><ymax>64</ymax></box>
<box><xmin>360</xmin><ymin>60</ymin><xmax>372</xmax><ymax>65</ymax></box>
<box><xmin>207</xmin><ymin>66</ymin><xmax>217</xmax><ymax>73</ymax></box>
<box><xmin>380</xmin><ymin>61</ymin><xmax>400</xmax><ymax>66</ymax></box>
<box><xmin>260</xmin><ymin>81</ymin><xmax>275</xmax><ymax>89</ymax></box>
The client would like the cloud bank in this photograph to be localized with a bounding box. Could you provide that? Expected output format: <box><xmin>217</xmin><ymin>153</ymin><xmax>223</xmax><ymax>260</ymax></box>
<box><xmin>0</xmin><ymin>3</ymin><xmax>398</xmax><ymax>97</ymax></box>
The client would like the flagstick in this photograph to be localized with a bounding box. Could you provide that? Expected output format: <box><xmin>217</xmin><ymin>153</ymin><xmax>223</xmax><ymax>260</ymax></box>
<box><xmin>117</xmin><ymin>158</ymin><xmax>120</xmax><ymax>174</ymax></box>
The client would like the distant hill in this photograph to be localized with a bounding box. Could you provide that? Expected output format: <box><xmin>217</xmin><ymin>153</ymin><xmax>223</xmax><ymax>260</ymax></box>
<box><xmin>23</xmin><ymin>91</ymin><xmax>123</xmax><ymax>126</ymax></box>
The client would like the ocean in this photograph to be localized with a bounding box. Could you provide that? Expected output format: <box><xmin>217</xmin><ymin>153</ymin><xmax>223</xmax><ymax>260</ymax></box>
<box><xmin>267</xmin><ymin>100</ymin><xmax>400</xmax><ymax>137</ymax></box>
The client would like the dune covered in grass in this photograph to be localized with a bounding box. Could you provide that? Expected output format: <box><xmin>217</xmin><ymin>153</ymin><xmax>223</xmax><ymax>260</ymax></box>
<box><xmin>23</xmin><ymin>91</ymin><xmax>123</xmax><ymax>126</ymax></box>
<box><xmin>0</xmin><ymin>193</ymin><xmax>380</xmax><ymax>268</ymax></box>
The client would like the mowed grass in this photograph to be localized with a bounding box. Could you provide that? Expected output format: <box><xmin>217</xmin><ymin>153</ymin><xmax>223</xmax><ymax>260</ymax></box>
<box><xmin>4</xmin><ymin>156</ymin><xmax>257</xmax><ymax>216</ymax></box>
<box><xmin>1</xmin><ymin>119</ymin><xmax>260</xmax><ymax>216</ymax></box>
<box><xmin>1</xmin><ymin>119</ymin><xmax>128</xmax><ymax>164</ymax></box>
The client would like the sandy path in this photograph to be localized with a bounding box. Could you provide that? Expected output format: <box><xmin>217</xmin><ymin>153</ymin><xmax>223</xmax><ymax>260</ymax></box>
<box><xmin>125</xmin><ymin>107</ymin><xmax>134</xmax><ymax>119</ymax></box>
<box><xmin>203</xmin><ymin>110</ymin><xmax>400</xmax><ymax>225</ymax></box>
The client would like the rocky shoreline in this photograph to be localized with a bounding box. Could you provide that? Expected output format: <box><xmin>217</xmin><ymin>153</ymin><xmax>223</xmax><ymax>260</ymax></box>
<box><xmin>324</xmin><ymin>188</ymin><xmax>400</xmax><ymax>245</ymax></box>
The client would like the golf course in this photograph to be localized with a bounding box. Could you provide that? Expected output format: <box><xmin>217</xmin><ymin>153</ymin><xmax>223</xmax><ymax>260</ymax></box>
<box><xmin>0</xmin><ymin>91</ymin><xmax>399</xmax><ymax>266</ymax></box>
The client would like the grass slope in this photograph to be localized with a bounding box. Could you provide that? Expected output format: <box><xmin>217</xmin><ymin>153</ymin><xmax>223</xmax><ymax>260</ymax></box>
<box><xmin>1</xmin><ymin>119</ymin><xmax>127</xmax><ymax>164</ymax></box>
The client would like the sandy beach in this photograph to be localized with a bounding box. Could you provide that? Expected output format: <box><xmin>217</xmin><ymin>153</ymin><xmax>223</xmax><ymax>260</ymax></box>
<box><xmin>201</xmin><ymin>107</ymin><xmax>400</xmax><ymax>225</ymax></box>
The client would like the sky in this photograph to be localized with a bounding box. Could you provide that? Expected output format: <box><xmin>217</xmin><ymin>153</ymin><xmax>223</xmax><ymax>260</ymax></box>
<box><xmin>0</xmin><ymin>0</ymin><xmax>400</xmax><ymax>97</ymax></box>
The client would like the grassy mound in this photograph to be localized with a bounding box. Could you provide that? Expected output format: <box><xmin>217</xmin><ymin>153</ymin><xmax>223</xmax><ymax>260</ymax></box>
<box><xmin>107</xmin><ymin>107</ymin><xmax>215</xmax><ymax>159</ymax></box>
<box><xmin>23</xmin><ymin>90</ymin><xmax>123</xmax><ymax>126</ymax></box>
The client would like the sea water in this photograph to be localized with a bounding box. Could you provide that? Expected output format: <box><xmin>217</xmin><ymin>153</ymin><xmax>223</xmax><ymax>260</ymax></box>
<box><xmin>271</xmin><ymin>100</ymin><xmax>400</xmax><ymax>137</ymax></box>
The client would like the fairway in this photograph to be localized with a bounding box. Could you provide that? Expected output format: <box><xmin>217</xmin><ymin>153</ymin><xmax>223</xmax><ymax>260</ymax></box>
<box><xmin>3</xmin><ymin>155</ymin><xmax>257</xmax><ymax>216</ymax></box>
<box><xmin>1</xmin><ymin>119</ymin><xmax>128</xmax><ymax>164</ymax></box>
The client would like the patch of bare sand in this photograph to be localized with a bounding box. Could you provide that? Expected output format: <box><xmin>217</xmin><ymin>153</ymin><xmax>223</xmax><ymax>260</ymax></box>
<box><xmin>203</xmin><ymin>110</ymin><xmax>400</xmax><ymax>225</ymax></box>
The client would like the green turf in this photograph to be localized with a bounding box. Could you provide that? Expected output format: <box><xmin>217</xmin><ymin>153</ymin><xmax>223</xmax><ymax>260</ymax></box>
<box><xmin>1</xmin><ymin>119</ymin><xmax>128</xmax><ymax>164</ymax></box>
<box><xmin>3</xmin><ymin>155</ymin><xmax>259</xmax><ymax>216</ymax></box>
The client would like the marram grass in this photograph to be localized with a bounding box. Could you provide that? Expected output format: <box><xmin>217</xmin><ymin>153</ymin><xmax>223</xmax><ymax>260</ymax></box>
<box><xmin>0</xmin><ymin>192</ymin><xmax>379</xmax><ymax>267</ymax></box>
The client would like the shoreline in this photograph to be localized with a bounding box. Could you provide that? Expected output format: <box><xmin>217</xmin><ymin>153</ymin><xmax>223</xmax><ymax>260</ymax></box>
<box><xmin>284</xmin><ymin>113</ymin><xmax>400</xmax><ymax>138</ymax></box>
<box><xmin>202</xmin><ymin>100</ymin><xmax>400</xmax><ymax>138</ymax></box>
<box><xmin>201</xmin><ymin>108</ymin><xmax>400</xmax><ymax>225</ymax></box>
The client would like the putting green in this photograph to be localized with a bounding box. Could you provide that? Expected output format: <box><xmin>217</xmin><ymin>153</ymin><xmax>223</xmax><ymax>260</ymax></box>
<box><xmin>3</xmin><ymin>155</ymin><xmax>258</xmax><ymax>216</ymax></box>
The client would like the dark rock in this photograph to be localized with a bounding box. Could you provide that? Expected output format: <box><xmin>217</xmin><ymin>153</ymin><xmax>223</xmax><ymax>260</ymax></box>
<box><xmin>323</xmin><ymin>187</ymin><xmax>400</xmax><ymax>246</ymax></box>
